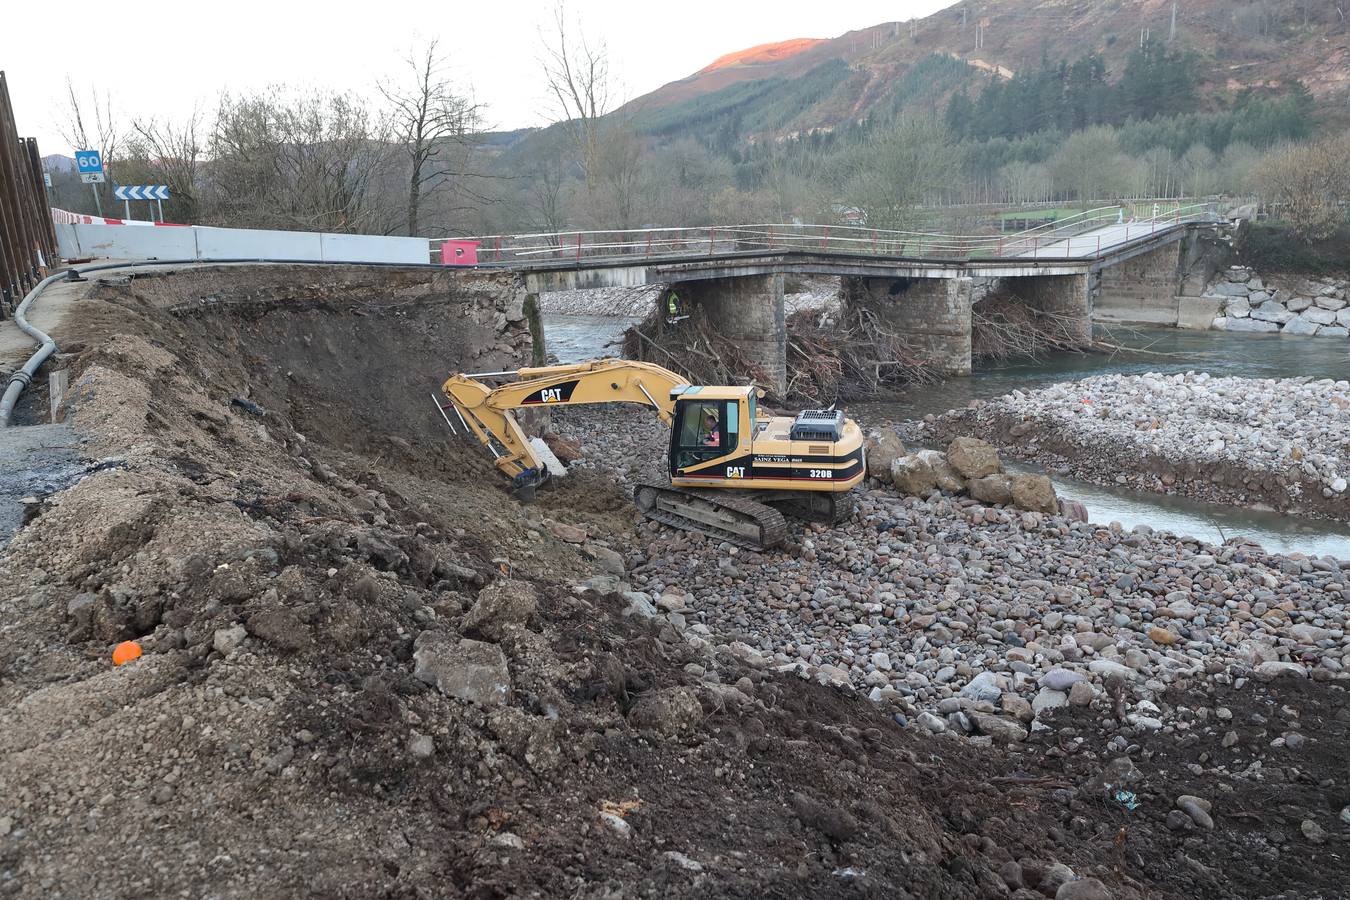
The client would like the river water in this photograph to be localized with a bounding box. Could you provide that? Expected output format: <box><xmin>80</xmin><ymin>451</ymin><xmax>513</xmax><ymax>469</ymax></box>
<box><xmin>543</xmin><ymin>314</ymin><xmax>1350</xmax><ymax>558</ymax></box>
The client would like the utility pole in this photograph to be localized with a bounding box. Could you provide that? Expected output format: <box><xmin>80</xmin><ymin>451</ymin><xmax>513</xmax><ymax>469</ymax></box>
<box><xmin>1169</xmin><ymin>0</ymin><xmax>1178</xmax><ymax>41</ymax></box>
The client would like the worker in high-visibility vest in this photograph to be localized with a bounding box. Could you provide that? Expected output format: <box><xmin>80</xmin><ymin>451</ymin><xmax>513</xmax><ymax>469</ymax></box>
<box><xmin>667</xmin><ymin>290</ymin><xmax>681</xmax><ymax>319</ymax></box>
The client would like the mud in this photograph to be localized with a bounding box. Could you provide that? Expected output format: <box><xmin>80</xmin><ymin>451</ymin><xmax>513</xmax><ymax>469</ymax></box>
<box><xmin>0</xmin><ymin>424</ymin><xmax>86</xmax><ymax>547</ymax></box>
<box><xmin>0</xmin><ymin>264</ymin><xmax>1345</xmax><ymax>898</ymax></box>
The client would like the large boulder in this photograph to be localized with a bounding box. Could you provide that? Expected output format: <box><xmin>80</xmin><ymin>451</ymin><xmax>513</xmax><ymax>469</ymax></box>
<box><xmin>1011</xmin><ymin>474</ymin><xmax>1058</xmax><ymax>514</ymax></box>
<box><xmin>930</xmin><ymin>454</ymin><xmax>967</xmax><ymax>493</ymax></box>
<box><xmin>864</xmin><ymin>429</ymin><xmax>907</xmax><ymax>483</ymax></box>
<box><xmin>462</xmin><ymin>578</ymin><xmax>538</xmax><ymax>641</ymax></box>
<box><xmin>1058</xmin><ymin>499</ymin><xmax>1089</xmax><ymax>523</ymax></box>
<box><xmin>1301</xmin><ymin>307</ymin><xmax>1338</xmax><ymax>326</ymax></box>
<box><xmin>414</xmin><ymin>633</ymin><xmax>512</xmax><ymax>706</ymax></box>
<box><xmin>1282</xmin><ymin>317</ymin><xmax>1321</xmax><ymax>336</ymax></box>
<box><xmin>627</xmin><ymin>687</ymin><xmax>704</xmax><ymax>736</ymax></box>
<box><xmin>947</xmin><ymin>436</ymin><xmax>1002</xmax><ymax>479</ymax></box>
<box><xmin>1226</xmin><ymin>318</ymin><xmax>1279</xmax><ymax>333</ymax></box>
<box><xmin>969</xmin><ymin>474</ymin><xmax>1013</xmax><ymax>505</ymax></box>
<box><xmin>969</xmin><ymin>711</ymin><xmax>1028</xmax><ymax>742</ymax></box>
<box><xmin>890</xmin><ymin>453</ymin><xmax>938</xmax><ymax>496</ymax></box>
<box><xmin>1250</xmin><ymin>304</ymin><xmax>1295</xmax><ymax>324</ymax></box>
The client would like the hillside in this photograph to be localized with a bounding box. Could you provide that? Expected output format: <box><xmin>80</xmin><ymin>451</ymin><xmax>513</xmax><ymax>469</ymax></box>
<box><xmin>624</xmin><ymin>0</ymin><xmax>1349</xmax><ymax>142</ymax></box>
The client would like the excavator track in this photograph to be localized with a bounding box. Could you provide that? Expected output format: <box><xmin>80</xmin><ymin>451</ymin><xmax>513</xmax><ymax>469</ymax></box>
<box><xmin>633</xmin><ymin>482</ymin><xmax>789</xmax><ymax>551</ymax></box>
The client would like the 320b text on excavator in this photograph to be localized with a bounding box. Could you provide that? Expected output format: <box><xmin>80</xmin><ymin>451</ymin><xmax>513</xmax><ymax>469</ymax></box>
<box><xmin>438</xmin><ymin>359</ymin><xmax>865</xmax><ymax>550</ymax></box>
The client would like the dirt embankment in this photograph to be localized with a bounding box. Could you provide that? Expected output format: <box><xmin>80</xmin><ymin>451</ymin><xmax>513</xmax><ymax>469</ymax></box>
<box><xmin>0</xmin><ymin>264</ymin><xmax>1346</xmax><ymax>898</ymax></box>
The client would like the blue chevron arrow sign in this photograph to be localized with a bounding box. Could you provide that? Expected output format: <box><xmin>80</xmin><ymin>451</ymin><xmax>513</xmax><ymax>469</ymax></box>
<box><xmin>114</xmin><ymin>185</ymin><xmax>169</xmax><ymax>201</ymax></box>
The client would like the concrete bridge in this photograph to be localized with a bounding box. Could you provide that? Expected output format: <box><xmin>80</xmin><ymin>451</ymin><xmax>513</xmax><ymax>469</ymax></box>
<box><xmin>470</xmin><ymin>208</ymin><xmax>1226</xmax><ymax>394</ymax></box>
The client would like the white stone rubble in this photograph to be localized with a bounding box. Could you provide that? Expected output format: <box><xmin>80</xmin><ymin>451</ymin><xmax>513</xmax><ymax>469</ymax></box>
<box><xmin>960</xmin><ymin>372</ymin><xmax>1350</xmax><ymax>503</ymax></box>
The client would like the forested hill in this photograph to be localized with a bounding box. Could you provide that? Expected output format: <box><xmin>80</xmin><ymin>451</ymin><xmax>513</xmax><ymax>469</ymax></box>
<box><xmin>477</xmin><ymin>1</ymin><xmax>1346</xmax><ymax>235</ymax></box>
<box><xmin>622</xmin><ymin>0</ymin><xmax>1348</xmax><ymax>146</ymax></box>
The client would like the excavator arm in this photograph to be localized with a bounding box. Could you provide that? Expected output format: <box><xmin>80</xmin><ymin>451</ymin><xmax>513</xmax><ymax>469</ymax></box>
<box><xmin>440</xmin><ymin>359</ymin><xmax>689</xmax><ymax>482</ymax></box>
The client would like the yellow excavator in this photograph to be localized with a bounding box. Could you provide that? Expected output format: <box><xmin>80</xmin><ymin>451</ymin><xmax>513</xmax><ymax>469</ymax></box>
<box><xmin>438</xmin><ymin>359</ymin><xmax>865</xmax><ymax>550</ymax></box>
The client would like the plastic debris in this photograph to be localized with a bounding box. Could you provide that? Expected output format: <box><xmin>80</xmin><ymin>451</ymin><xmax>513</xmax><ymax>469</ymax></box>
<box><xmin>1113</xmin><ymin>789</ymin><xmax>1140</xmax><ymax>811</ymax></box>
<box><xmin>112</xmin><ymin>640</ymin><xmax>142</xmax><ymax>666</ymax></box>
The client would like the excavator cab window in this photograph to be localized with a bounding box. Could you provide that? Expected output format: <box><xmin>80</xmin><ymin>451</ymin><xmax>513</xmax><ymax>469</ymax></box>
<box><xmin>670</xmin><ymin>398</ymin><xmax>738</xmax><ymax>472</ymax></box>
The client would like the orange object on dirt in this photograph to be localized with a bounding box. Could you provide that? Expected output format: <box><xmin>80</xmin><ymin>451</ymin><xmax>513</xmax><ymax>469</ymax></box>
<box><xmin>112</xmin><ymin>641</ymin><xmax>142</xmax><ymax>666</ymax></box>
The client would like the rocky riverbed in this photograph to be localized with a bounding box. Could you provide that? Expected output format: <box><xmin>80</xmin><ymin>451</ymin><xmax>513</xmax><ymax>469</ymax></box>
<box><xmin>552</xmin><ymin>407</ymin><xmax>1350</xmax><ymax>722</ymax></box>
<box><xmin>931</xmin><ymin>372</ymin><xmax>1350</xmax><ymax>522</ymax></box>
<box><xmin>548</xmin><ymin>407</ymin><xmax>1350</xmax><ymax>887</ymax></box>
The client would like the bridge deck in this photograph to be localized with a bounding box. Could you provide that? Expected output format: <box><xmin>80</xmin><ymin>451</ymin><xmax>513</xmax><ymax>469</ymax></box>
<box><xmin>494</xmin><ymin>220</ymin><xmax>1205</xmax><ymax>292</ymax></box>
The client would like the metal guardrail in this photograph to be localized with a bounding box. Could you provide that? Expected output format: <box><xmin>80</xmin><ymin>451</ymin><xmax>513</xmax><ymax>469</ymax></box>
<box><xmin>457</xmin><ymin>203</ymin><xmax>1215</xmax><ymax>267</ymax></box>
<box><xmin>0</xmin><ymin>72</ymin><xmax>58</xmax><ymax>318</ymax></box>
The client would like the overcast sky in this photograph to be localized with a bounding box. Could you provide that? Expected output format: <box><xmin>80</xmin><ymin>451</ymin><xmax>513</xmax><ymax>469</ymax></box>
<box><xmin>6</xmin><ymin>0</ymin><xmax>955</xmax><ymax>157</ymax></box>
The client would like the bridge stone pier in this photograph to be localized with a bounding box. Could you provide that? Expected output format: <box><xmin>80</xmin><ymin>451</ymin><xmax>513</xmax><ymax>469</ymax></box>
<box><xmin>671</xmin><ymin>274</ymin><xmax>787</xmax><ymax>396</ymax></box>
<box><xmin>1001</xmin><ymin>273</ymin><xmax>1094</xmax><ymax>344</ymax></box>
<box><xmin>842</xmin><ymin>276</ymin><xmax>975</xmax><ymax>376</ymax></box>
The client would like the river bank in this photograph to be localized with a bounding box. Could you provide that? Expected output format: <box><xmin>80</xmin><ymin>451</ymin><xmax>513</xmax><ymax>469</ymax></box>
<box><xmin>930</xmin><ymin>373</ymin><xmax>1350</xmax><ymax>523</ymax></box>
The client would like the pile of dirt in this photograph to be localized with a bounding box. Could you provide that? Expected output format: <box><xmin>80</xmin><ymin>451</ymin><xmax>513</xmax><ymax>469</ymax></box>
<box><xmin>0</xmin><ymin>264</ymin><xmax>1345</xmax><ymax>898</ymax></box>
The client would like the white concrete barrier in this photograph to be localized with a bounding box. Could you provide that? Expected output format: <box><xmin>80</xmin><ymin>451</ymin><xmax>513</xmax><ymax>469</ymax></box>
<box><xmin>62</xmin><ymin>222</ymin><xmax>198</xmax><ymax>260</ymax></box>
<box><xmin>54</xmin><ymin>219</ymin><xmax>431</xmax><ymax>266</ymax></box>
<box><xmin>195</xmin><ymin>226</ymin><xmax>322</xmax><ymax>261</ymax></box>
<box><xmin>321</xmin><ymin>232</ymin><xmax>429</xmax><ymax>264</ymax></box>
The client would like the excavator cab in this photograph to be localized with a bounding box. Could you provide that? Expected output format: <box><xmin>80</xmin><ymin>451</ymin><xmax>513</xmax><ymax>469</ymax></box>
<box><xmin>668</xmin><ymin>387</ymin><xmax>750</xmax><ymax>478</ymax></box>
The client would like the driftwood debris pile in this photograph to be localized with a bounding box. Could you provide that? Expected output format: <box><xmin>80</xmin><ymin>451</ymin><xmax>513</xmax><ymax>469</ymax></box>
<box><xmin>623</xmin><ymin>304</ymin><xmax>937</xmax><ymax>405</ymax></box>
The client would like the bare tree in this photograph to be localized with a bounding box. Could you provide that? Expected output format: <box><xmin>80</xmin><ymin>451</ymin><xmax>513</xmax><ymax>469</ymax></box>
<box><xmin>127</xmin><ymin>110</ymin><xmax>204</xmax><ymax>221</ymax></box>
<box><xmin>526</xmin><ymin>146</ymin><xmax>572</xmax><ymax>234</ymax></box>
<box><xmin>999</xmin><ymin>160</ymin><xmax>1052</xmax><ymax>204</ymax></box>
<box><xmin>834</xmin><ymin>117</ymin><xmax>955</xmax><ymax>228</ymax></box>
<box><xmin>540</xmin><ymin>1</ymin><xmax>613</xmax><ymax>185</ymax></box>
<box><xmin>61</xmin><ymin>78</ymin><xmax>121</xmax><ymax>211</ymax></box>
<box><xmin>1049</xmin><ymin>126</ymin><xmax>1129</xmax><ymax>207</ymax></box>
<box><xmin>205</xmin><ymin>87</ymin><xmax>400</xmax><ymax>234</ymax></box>
<box><xmin>588</xmin><ymin>124</ymin><xmax>645</xmax><ymax>229</ymax></box>
<box><xmin>1252</xmin><ymin>132</ymin><xmax>1350</xmax><ymax>243</ymax></box>
<box><xmin>380</xmin><ymin>40</ymin><xmax>484</xmax><ymax>235</ymax></box>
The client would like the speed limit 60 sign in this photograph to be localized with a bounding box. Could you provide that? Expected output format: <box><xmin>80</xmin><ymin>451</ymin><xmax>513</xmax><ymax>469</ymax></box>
<box><xmin>76</xmin><ymin>149</ymin><xmax>105</xmax><ymax>184</ymax></box>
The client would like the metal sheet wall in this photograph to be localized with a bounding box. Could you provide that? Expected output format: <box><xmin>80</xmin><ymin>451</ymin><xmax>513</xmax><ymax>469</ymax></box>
<box><xmin>0</xmin><ymin>72</ymin><xmax>58</xmax><ymax>317</ymax></box>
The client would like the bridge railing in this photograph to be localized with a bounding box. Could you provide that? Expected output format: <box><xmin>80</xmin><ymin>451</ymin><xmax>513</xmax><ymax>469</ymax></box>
<box><xmin>992</xmin><ymin>202</ymin><xmax>1216</xmax><ymax>256</ymax></box>
<box><xmin>466</xmin><ymin>203</ymin><xmax>1215</xmax><ymax>266</ymax></box>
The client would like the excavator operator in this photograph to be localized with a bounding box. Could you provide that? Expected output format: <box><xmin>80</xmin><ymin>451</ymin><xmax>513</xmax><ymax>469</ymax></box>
<box><xmin>701</xmin><ymin>411</ymin><xmax>721</xmax><ymax>447</ymax></box>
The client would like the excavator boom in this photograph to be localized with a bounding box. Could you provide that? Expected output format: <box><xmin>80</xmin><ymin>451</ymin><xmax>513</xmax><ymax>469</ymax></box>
<box><xmin>441</xmin><ymin>358</ymin><xmax>689</xmax><ymax>482</ymax></box>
